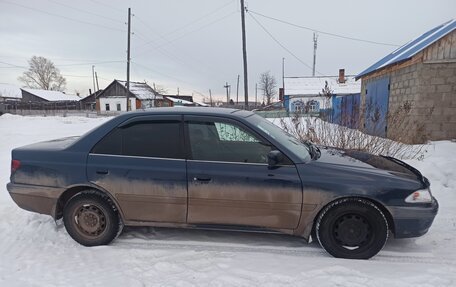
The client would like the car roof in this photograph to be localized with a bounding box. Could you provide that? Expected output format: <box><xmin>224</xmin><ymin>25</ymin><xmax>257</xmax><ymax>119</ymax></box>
<box><xmin>119</xmin><ymin>107</ymin><xmax>255</xmax><ymax>119</ymax></box>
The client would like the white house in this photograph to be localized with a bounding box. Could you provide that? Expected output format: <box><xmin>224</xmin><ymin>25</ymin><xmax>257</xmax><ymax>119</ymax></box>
<box><xmin>96</xmin><ymin>80</ymin><xmax>164</xmax><ymax>113</ymax></box>
<box><xmin>284</xmin><ymin>69</ymin><xmax>361</xmax><ymax>113</ymax></box>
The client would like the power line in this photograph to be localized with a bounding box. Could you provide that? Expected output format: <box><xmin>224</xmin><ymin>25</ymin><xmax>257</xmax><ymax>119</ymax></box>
<box><xmin>132</xmin><ymin>31</ymin><xmax>218</xmax><ymax>78</ymax></box>
<box><xmin>131</xmin><ymin>61</ymin><xmax>212</xmax><ymax>99</ymax></box>
<box><xmin>56</xmin><ymin>60</ymin><xmax>124</xmax><ymax>67</ymax></box>
<box><xmin>0</xmin><ymin>61</ymin><xmax>27</xmax><ymax>68</ymax></box>
<box><xmin>248</xmin><ymin>9</ymin><xmax>400</xmax><ymax>47</ymax></box>
<box><xmin>0</xmin><ymin>60</ymin><xmax>124</xmax><ymax>69</ymax></box>
<box><xmin>247</xmin><ymin>12</ymin><xmax>320</xmax><ymax>75</ymax></box>
<box><xmin>131</xmin><ymin>61</ymin><xmax>191</xmax><ymax>86</ymax></box>
<box><xmin>135</xmin><ymin>10</ymin><xmax>237</xmax><ymax>57</ymax></box>
<box><xmin>135</xmin><ymin>0</ymin><xmax>235</xmax><ymax>50</ymax></box>
<box><xmin>88</xmin><ymin>0</ymin><xmax>124</xmax><ymax>14</ymax></box>
<box><xmin>2</xmin><ymin>0</ymin><xmax>125</xmax><ymax>32</ymax></box>
<box><xmin>132</xmin><ymin>17</ymin><xmax>228</xmax><ymax>82</ymax></box>
<box><xmin>62</xmin><ymin>74</ymin><xmax>111</xmax><ymax>81</ymax></box>
<box><xmin>47</xmin><ymin>0</ymin><xmax>123</xmax><ymax>24</ymax></box>
<box><xmin>130</xmin><ymin>9</ymin><xmax>237</xmax><ymax>83</ymax></box>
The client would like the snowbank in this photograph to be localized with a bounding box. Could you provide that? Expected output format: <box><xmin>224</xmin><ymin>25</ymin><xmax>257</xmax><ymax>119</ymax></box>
<box><xmin>0</xmin><ymin>114</ymin><xmax>455</xmax><ymax>286</ymax></box>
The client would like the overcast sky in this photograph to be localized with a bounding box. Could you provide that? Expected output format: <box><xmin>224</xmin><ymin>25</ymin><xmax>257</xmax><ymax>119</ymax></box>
<box><xmin>0</xmin><ymin>0</ymin><xmax>455</xmax><ymax>101</ymax></box>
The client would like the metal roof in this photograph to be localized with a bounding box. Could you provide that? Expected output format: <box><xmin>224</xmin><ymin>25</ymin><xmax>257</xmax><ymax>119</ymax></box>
<box><xmin>356</xmin><ymin>19</ymin><xmax>456</xmax><ymax>79</ymax></box>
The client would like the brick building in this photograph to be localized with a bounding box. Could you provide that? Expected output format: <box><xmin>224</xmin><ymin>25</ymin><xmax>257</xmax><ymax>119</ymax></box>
<box><xmin>356</xmin><ymin>19</ymin><xmax>456</xmax><ymax>143</ymax></box>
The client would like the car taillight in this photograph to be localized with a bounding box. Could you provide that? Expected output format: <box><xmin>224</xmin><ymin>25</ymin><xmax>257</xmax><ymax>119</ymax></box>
<box><xmin>11</xmin><ymin>159</ymin><xmax>21</xmax><ymax>173</ymax></box>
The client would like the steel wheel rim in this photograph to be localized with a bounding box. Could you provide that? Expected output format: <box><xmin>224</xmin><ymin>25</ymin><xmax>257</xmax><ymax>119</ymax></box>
<box><xmin>333</xmin><ymin>213</ymin><xmax>371</xmax><ymax>250</ymax></box>
<box><xmin>74</xmin><ymin>204</ymin><xmax>107</xmax><ymax>237</ymax></box>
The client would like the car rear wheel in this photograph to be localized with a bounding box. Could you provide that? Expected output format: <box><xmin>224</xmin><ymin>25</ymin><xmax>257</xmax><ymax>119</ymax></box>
<box><xmin>63</xmin><ymin>191</ymin><xmax>119</xmax><ymax>246</ymax></box>
<box><xmin>316</xmin><ymin>198</ymin><xmax>388</xmax><ymax>259</ymax></box>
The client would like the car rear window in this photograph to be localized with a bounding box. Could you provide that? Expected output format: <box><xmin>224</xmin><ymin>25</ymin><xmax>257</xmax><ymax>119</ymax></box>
<box><xmin>91</xmin><ymin>120</ymin><xmax>182</xmax><ymax>159</ymax></box>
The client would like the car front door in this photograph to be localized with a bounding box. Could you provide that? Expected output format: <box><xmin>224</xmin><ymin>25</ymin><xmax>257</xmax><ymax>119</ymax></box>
<box><xmin>185</xmin><ymin>115</ymin><xmax>302</xmax><ymax>230</ymax></box>
<box><xmin>87</xmin><ymin>115</ymin><xmax>187</xmax><ymax>223</ymax></box>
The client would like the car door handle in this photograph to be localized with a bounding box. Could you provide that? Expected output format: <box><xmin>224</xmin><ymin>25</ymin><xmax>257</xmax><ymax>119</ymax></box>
<box><xmin>193</xmin><ymin>177</ymin><xmax>211</xmax><ymax>183</ymax></box>
<box><xmin>96</xmin><ymin>170</ymin><xmax>109</xmax><ymax>175</ymax></box>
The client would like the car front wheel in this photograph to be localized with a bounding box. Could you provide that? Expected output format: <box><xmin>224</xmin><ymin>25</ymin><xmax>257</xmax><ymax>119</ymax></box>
<box><xmin>63</xmin><ymin>191</ymin><xmax>119</xmax><ymax>246</ymax></box>
<box><xmin>316</xmin><ymin>198</ymin><xmax>388</xmax><ymax>259</ymax></box>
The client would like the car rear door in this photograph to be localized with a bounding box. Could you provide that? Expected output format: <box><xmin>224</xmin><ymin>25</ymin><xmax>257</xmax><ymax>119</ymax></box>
<box><xmin>184</xmin><ymin>115</ymin><xmax>302</xmax><ymax>229</ymax></box>
<box><xmin>87</xmin><ymin>115</ymin><xmax>187</xmax><ymax>223</ymax></box>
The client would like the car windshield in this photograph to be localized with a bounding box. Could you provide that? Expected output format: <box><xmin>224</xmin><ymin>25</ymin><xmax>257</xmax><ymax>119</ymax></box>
<box><xmin>248</xmin><ymin>114</ymin><xmax>311</xmax><ymax>162</ymax></box>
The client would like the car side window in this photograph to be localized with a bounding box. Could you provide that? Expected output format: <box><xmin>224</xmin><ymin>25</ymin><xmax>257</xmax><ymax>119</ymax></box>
<box><xmin>188</xmin><ymin>120</ymin><xmax>272</xmax><ymax>164</ymax></box>
<box><xmin>92</xmin><ymin>120</ymin><xmax>182</xmax><ymax>159</ymax></box>
<box><xmin>214</xmin><ymin>122</ymin><xmax>259</xmax><ymax>142</ymax></box>
<box><xmin>91</xmin><ymin>128</ymin><xmax>122</xmax><ymax>155</ymax></box>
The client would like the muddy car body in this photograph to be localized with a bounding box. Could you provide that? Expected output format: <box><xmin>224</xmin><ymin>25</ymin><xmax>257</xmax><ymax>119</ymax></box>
<box><xmin>7</xmin><ymin>108</ymin><xmax>438</xmax><ymax>259</ymax></box>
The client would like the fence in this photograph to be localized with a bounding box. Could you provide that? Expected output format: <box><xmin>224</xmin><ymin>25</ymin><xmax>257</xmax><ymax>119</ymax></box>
<box><xmin>0</xmin><ymin>101</ymin><xmax>101</xmax><ymax>117</ymax></box>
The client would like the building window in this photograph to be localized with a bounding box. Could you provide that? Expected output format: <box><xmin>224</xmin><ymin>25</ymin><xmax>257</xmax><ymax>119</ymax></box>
<box><xmin>117</xmin><ymin>103</ymin><xmax>121</xmax><ymax>111</ymax></box>
<box><xmin>105</xmin><ymin>103</ymin><xmax>110</xmax><ymax>111</ymax></box>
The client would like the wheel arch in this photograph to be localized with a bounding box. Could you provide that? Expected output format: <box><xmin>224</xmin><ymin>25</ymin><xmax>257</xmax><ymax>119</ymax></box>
<box><xmin>311</xmin><ymin>196</ymin><xmax>395</xmax><ymax>238</ymax></box>
<box><xmin>54</xmin><ymin>184</ymin><xmax>124</xmax><ymax>222</ymax></box>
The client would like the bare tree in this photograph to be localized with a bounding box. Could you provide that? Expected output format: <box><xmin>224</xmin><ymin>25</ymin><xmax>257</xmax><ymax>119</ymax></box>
<box><xmin>18</xmin><ymin>56</ymin><xmax>66</xmax><ymax>91</ymax></box>
<box><xmin>258</xmin><ymin>71</ymin><xmax>277</xmax><ymax>105</ymax></box>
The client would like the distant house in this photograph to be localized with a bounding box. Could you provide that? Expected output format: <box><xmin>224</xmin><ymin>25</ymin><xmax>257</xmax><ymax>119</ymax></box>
<box><xmin>163</xmin><ymin>95</ymin><xmax>193</xmax><ymax>103</ymax></box>
<box><xmin>0</xmin><ymin>83</ymin><xmax>22</xmax><ymax>102</ymax></box>
<box><xmin>166</xmin><ymin>96</ymin><xmax>195</xmax><ymax>106</ymax></box>
<box><xmin>284</xmin><ymin>69</ymin><xmax>361</xmax><ymax>113</ymax></box>
<box><xmin>21</xmin><ymin>88</ymin><xmax>81</xmax><ymax>102</ymax></box>
<box><xmin>80</xmin><ymin>90</ymin><xmax>102</xmax><ymax>110</ymax></box>
<box><xmin>356</xmin><ymin>19</ymin><xmax>456</xmax><ymax>142</ymax></box>
<box><xmin>96</xmin><ymin>80</ymin><xmax>164</xmax><ymax>113</ymax></box>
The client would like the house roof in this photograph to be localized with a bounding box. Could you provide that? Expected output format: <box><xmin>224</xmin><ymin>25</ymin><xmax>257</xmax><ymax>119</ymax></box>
<box><xmin>0</xmin><ymin>83</ymin><xmax>22</xmax><ymax>99</ymax></box>
<box><xmin>115</xmin><ymin>80</ymin><xmax>162</xmax><ymax>100</ymax></box>
<box><xmin>164</xmin><ymin>95</ymin><xmax>193</xmax><ymax>102</ymax></box>
<box><xmin>166</xmin><ymin>96</ymin><xmax>194</xmax><ymax>105</ymax></box>
<box><xmin>284</xmin><ymin>76</ymin><xmax>360</xmax><ymax>96</ymax></box>
<box><xmin>22</xmin><ymin>88</ymin><xmax>81</xmax><ymax>101</ymax></box>
<box><xmin>357</xmin><ymin>19</ymin><xmax>456</xmax><ymax>79</ymax></box>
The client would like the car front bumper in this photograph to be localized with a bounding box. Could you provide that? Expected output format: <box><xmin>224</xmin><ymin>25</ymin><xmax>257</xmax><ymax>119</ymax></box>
<box><xmin>388</xmin><ymin>197</ymin><xmax>439</xmax><ymax>238</ymax></box>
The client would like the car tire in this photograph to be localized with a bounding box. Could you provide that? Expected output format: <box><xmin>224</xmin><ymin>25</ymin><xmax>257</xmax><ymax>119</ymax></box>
<box><xmin>63</xmin><ymin>191</ymin><xmax>119</xmax><ymax>246</ymax></box>
<box><xmin>316</xmin><ymin>198</ymin><xmax>388</xmax><ymax>259</ymax></box>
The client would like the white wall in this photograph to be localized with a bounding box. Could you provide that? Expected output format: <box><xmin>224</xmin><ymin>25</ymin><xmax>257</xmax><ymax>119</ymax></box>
<box><xmin>288</xmin><ymin>96</ymin><xmax>331</xmax><ymax>112</ymax></box>
<box><xmin>99</xmin><ymin>97</ymin><xmax>136</xmax><ymax>112</ymax></box>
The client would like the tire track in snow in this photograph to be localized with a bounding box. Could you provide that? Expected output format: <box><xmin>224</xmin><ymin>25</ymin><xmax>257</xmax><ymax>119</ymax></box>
<box><xmin>113</xmin><ymin>239</ymin><xmax>456</xmax><ymax>266</ymax></box>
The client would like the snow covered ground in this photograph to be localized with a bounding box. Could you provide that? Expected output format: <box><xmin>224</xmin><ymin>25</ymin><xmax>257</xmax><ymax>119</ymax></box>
<box><xmin>0</xmin><ymin>114</ymin><xmax>455</xmax><ymax>286</ymax></box>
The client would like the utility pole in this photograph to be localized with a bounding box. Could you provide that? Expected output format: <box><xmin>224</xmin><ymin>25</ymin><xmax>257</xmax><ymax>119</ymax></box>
<box><xmin>224</xmin><ymin>82</ymin><xmax>230</xmax><ymax>104</ymax></box>
<box><xmin>236</xmin><ymin>74</ymin><xmax>240</xmax><ymax>104</ymax></box>
<box><xmin>126</xmin><ymin>7</ymin><xmax>132</xmax><ymax>111</ymax></box>
<box><xmin>95</xmin><ymin>72</ymin><xmax>100</xmax><ymax>91</ymax></box>
<box><xmin>240</xmin><ymin>0</ymin><xmax>249</xmax><ymax>109</ymax></box>
<box><xmin>92</xmin><ymin>65</ymin><xmax>96</xmax><ymax>94</ymax></box>
<box><xmin>255</xmin><ymin>83</ymin><xmax>258</xmax><ymax>108</ymax></box>
<box><xmin>312</xmin><ymin>32</ymin><xmax>318</xmax><ymax>77</ymax></box>
<box><xmin>209</xmin><ymin>89</ymin><xmax>213</xmax><ymax>107</ymax></box>
<box><xmin>282</xmin><ymin>57</ymin><xmax>285</xmax><ymax>90</ymax></box>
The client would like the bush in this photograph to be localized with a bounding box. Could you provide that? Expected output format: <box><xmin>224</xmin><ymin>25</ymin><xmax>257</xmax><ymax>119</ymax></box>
<box><xmin>279</xmin><ymin>101</ymin><xmax>430</xmax><ymax>160</ymax></box>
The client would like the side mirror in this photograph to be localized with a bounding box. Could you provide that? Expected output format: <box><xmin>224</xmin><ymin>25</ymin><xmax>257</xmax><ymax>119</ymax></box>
<box><xmin>268</xmin><ymin>150</ymin><xmax>283</xmax><ymax>167</ymax></box>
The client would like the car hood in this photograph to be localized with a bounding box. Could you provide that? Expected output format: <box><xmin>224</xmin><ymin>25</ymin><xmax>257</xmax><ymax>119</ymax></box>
<box><xmin>314</xmin><ymin>147</ymin><xmax>427</xmax><ymax>186</ymax></box>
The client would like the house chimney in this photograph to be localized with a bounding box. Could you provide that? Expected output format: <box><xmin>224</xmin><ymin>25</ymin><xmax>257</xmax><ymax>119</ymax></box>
<box><xmin>338</xmin><ymin>69</ymin><xmax>345</xmax><ymax>83</ymax></box>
